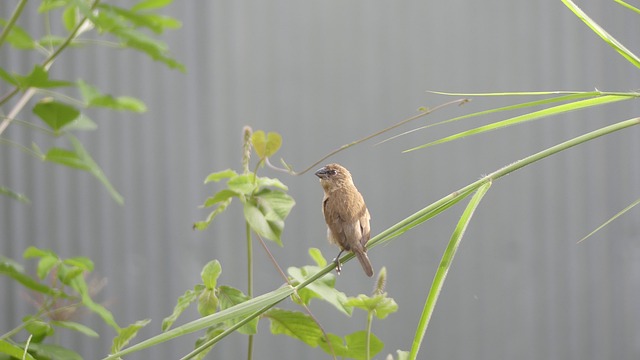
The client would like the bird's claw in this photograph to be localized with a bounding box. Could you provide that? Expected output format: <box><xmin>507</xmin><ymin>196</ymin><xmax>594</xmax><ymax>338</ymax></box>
<box><xmin>332</xmin><ymin>258</ymin><xmax>342</xmax><ymax>275</ymax></box>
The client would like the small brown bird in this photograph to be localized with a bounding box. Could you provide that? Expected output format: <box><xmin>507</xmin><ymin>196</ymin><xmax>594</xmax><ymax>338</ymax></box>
<box><xmin>315</xmin><ymin>163</ymin><xmax>374</xmax><ymax>277</ymax></box>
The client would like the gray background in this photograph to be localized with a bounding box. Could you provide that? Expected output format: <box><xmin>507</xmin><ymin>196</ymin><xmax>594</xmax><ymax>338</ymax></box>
<box><xmin>2</xmin><ymin>1</ymin><xmax>640</xmax><ymax>359</ymax></box>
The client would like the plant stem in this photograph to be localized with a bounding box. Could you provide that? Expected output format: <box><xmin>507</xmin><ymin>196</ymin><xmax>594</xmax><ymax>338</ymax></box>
<box><xmin>0</xmin><ymin>0</ymin><xmax>29</xmax><ymax>49</ymax></box>
<box><xmin>245</xmin><ymin>222</ymin><xmax>254</xmax><ymax>360</ymax></box>
<box><xmin>366</xmin><ymin>312</ymin><xmax>373</xmax><ymax>360</ymax></box>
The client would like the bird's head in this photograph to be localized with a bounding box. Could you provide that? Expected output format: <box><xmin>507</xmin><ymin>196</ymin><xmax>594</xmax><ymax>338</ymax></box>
<box><xmin>315</xmin><ymin>163</ymin><xmax>354</xmax><ymax>191</ymax></box>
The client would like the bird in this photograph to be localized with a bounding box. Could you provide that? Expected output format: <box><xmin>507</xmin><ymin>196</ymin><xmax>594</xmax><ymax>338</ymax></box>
<box><xmin>315</xmin><ymin>163</ymin><xmax>374</xmax><ymax>277</ymax></box>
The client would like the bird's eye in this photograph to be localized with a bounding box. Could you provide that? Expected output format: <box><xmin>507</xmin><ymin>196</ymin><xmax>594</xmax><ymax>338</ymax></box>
<box><xmin>328</xmin><ymin>170</ymin><xmax>337</xmax><ymax>176</ymax></box>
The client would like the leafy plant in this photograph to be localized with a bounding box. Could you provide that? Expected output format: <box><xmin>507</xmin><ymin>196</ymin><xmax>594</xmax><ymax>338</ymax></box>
<box><xmin>0</xmin><ymin>0</ymin><xmax>184</xmax><ymax>204</ymax></box>
<box><xmin>0</xmin><ymin>247</ymin><xmax>120</xmax><ymax>360</ymax></box>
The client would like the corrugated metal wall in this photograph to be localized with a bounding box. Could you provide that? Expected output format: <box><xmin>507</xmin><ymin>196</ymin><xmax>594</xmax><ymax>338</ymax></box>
<box><xmin>2</xmin><ymin>1</ymin><xmax>640</xmax><ymax>359</ymax></box>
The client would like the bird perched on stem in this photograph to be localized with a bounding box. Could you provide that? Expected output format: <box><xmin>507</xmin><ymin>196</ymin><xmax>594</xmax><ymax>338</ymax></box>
<box><xmin>315</xmin><ymin>163</ymin><xmax>374</xmax><ymax>277</ymax></box>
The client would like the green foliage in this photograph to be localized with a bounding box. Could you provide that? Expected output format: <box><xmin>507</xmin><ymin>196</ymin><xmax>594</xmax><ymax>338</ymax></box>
<box><xmin>0</xmin><ymin>0</ymin><xmax>183</xmax><ymax>204</ymax></box>
<box><xmin>0</xmin><ymin>247</ymin><xmax>127</xmax><ymax>360</ymax></box>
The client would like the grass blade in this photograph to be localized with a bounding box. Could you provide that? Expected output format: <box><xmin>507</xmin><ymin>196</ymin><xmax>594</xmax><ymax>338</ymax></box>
<box><xmin>409</xmin><ymin>181</ymin><xmax>492</xmax><ymax>360</ymax></box>
<box><xmin>405</xmin><ymin>94</ymin><xmax>633</xmax><ymax>152</ymax></box>
<box><xmin>578</xmin><ymin>197</ymin><xmax>640</xmax><ymax>243</ymax></box>
<box><xmin>562</xmin><ymin>0</ymin><xmax>640</xmax><ymax>69</ymax></box>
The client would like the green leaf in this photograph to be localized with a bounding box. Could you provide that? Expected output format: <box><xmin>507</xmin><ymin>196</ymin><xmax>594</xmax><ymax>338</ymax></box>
<box><xmin>62</xmin><ymin>5</ymin><xmax>78</xmax><ymax>32</ymax></box>
<box><xmin>71</xmin><ymin>275</ymin><xmax>121</xmax><ymax>332</ymax></box>
<box><xmin>0</xmin><ymin>260</ymin><xmax>61</xmax><ymax>297</ymax></box>
<box><xmin>162</xmin><ymin>286</ymin><xmax>203</xmax><ymax>331</ymax></box>
<box><xmin>37</xmin><ymin>254</ymin><xmax>59</xmax><ymax>280</ymax></box>
<box><xmin>98</xmin><ymin>4</ymin><xmax>181</xmax><ymax>34</ymax></box>
<box><xmin>0</xmin><ymin>66</ymin><xmax>18</xmax><ymax>86</ymax></box>
<box><xmin>24</xmin><ymin>318</ymin><xmax>54</xmax><ymax>338</ymax></box>
<box><xmin>52</xmin><ymin>320</ymin><xmax>99</xmax><ymax>337</ymax></box>
<box><xmin>61</xmin><ymin>113</ymin><xmax>98</xmax><ymax>131</ymax></box>
<box><xmin>243</xmin><ymin>188</ymin><xmax>295</xmax><ymax>245</ymax></box>
<box><xmin>0</xmin><ymin>340</ymin><xmax>36</xmax><ymax>360</ymax></box>
<box><xmin>256</xmin><ymin>176</ymin><xmax>289</xmax><ymax>191</ymax></box>
<box><xmin>251</xmin><ymin>130</ymin><xmax>282</xmax><ymax>159</ymax></box>
<box><xmin>198</xmin><ymin>289</ymin><xmax>218</xmax><ymax>317</ymax></box>
<box><xmin>319</xmin><ymin>331</ymin><xmax>384</xmax><ymax>360</ymax></box>
<box><xmin>227</xmin><ymin>173</ymin><xmax>258</xmax><ymax>195</ymax></box>
<box><xmin>193</xmin><ymin>324</ymin><xmax>225</xmax><ymax>360</ymax></box>
<box><xmin>308</xmin><ymin>248</ymin><xmax>327</xmax><ymax>267</ymax></box>
<box><xmin>0</xmin><ymin>186</ymin><xmax>30</xmax><ymax>203</ymax></box>
<box><xmin>111</xmin><ymin>319</ymin><xmax>151</xmax><ymax>354</ymax></box>
<box><xmin>202</xmin><ymin>189</ymin><xmax>237</xmax><ymax>208</ymax></box>
<box><xmin>33</xmin><ymin>99</ymin><xmax>80</xmax><ymax>133</ymax></box>
<box><xmin>132</xmin><ymin>0</ymin><xmax>174</xmax><ymax>11</ymax></box>
<box><xmin>13</xmin><ymin>65</ymin><xmax>74</xmax><ymax>90</ymax></box>
<box><xmin>24</xmin><ymin>246</ymin><xmax>56</xmax><ymax>259</ymax></box>
<box><xmin>0</xmin><ymin>19</ymin><xmax>35</xmax><ymax>49</ymax></box>
<box><xmin>193</xmin><ymin>197</ymin><xmax>233</xmax><ymax>230</ymax></box>
<box><xmin>63</xmin><ymin>256</ymin><xmax>94</xmax><ymax>271</ymax></box>
<box><xmin>288</xmin><ymin>266</ymin><xmax>352</xmax><ymax>316</ymax></box>
<box><xmin>45</xmin><ymin>135</ymin><xmax>124</xmax><ymax>205</ymax></box>
<box><xmin>265</xmin><ymin>308</ymin><xmax>323</xmax><ymax>347</ymax></box>
<box><xmin>201</xmin><ymin>260</ymin><xmax>222</xmax><ymax>289</ymax></box>
<box><xmin>113</xmin><ymin>28</ymin><xmax>185</xmax><ymax>71</ymax></box>
<box><xmin>22</xmin><ymin>343</ymin><xmax>82</xmax><ymax>360</ymax></box>
<box><xmin>77</xmin><ymin>80</ymin><xmax>146</xmax><ymax>112</ymax></box>
<box><xmin>615</xmin><ymin>0</ymin><xmax>640</xmax><ymax>15</ymax></box>
<box><xmin>345</xmin><ymin>294</ymin><xmax>398</xmax><ymax>319</ymax></box>
<box><xmin>578</xmin><ymin>197</ymin><xmax>640</xmax><ymax>243</ymax></box>
<box><xmin>204</xmin><ymin>169</ymin><xmax>237</xmax><ymax>184</ymax></box>
<box><xmin>410</xmin><ymin>182</ymin><xmax>491</xmax><ymax>359</ymax></box>
<box><xmin>217</xmin><ymin>286</ymin><xmax>258</xmax><ymax>335</ymax></box>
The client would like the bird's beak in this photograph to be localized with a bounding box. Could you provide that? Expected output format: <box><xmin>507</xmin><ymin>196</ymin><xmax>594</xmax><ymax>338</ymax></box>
<box><xmin>315</xmin><ymin>167</ymin><xmax>328</xmax><ymax>179</ymax></box>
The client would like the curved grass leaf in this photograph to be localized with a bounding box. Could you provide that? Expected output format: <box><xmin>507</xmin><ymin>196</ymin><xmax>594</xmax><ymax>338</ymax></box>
<box><xmin>405</xmin><ymin>94</ymin><xmax>633</xmax><ymax>152</ymax></box>
<box><xmin>562</xmin><ymin>0</ymin><xmax>640</xmax><ymax>69</ymax></box>
<box><xmin>409</xmin><ymin>181</ymin><xmax>491</xmax><ymax>360</ymax></box>
<box><xmin>578</xmin><ymin>197</ymin><xmax>640</xmax><ymax>243</ymax></box>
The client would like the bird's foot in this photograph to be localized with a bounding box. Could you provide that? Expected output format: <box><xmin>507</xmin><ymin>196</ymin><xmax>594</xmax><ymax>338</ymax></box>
<box><xmin>332</xmin><ymin>258</ymin><xmax>342</xmax><ymax>275</ymax></box>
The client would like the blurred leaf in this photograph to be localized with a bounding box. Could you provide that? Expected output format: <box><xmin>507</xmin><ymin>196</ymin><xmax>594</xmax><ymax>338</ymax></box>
<box><xmin>0</xmin><ymin>66</ymin><xmax>18</xmax><ymax>86</ymax></box>
<box><xmin>113</xmin><ymin>27</ymin><xmax>185</xmax><ymax>71</ymax></box>
<box><xmin>288</xmin><ymin>266</ymin><xmax>352</xmax><ymax>315</ymax></box>
<box><xmin>37</xmin><ymin>254</ymin><xmax>59</xmax><ymax>280</ymax></box>
<box><xmin>23</xmin><ymin>246</ymin><xmax>56</xmax><ymax>259</ymax></box>
<box><xmin>256</xmin><ymin>176</ymin><xmax>288</xmax><ymax>191</ymax></box>
<box><xmin>204</xmin><ymin>169</ymin><xmax>237</xmax><ymax>184</ymax></box>
<box><xmin>308</xmin><ymin>248</ymin><xmax>327</xmax><ymax>267</ymax></box>
<box><xmin>63</xmin><ymin>256</ymin><xmax>94</xmax><ymax>271</ymax></box>
<box><xmin>62</xmin><ymin>5</ymin><xmax>78</xmax><ymax>32</ymax></box>
<box><xmin>198</xmin><ymin>289</ymin><xmax>218</xmax><ymax>317</ymax></box>
<box><xmin>218</xmin><ymin>286</ymin><xmax>258</xmax><ymax>335</ymax></box>
<box><xmin>24</xmin><ymin>318</ymin><xmax>54</xmax><ymax>338</ymax></box>
<box><xmin>62</xmin><ymin>113</ymin><xmax>98</xmax><ymax>131</ymax></box>
<box><xmin>0</xmin><ymin>340</ymin><xmax>36</xmax><ymax>360</ymax></box>
<box><xmin>98</xmin><ymin>4</ymin><xmax>181</xmax><ymax>34</ymax></box>
<box><xmin>227</xmin><ymin>173</ymin><xmax>258</xmax><ymax>195</ymax></box>
<box><xmin>23</xmin><ymin>343</ymin><xmax>82</xmax><ymax>360</ymax></box>
<box><xmin>132</xmin><ymin>0</ymin><xmax>173</xmax><ymax>11</ymax></box>
<box><xmin>45</xmin><ymin>135</ymin><xmax>124</xmax><ymax>204</ymax></box>
<box><xmin>0</xmin><ymin>186</ymin><xmax>30</xmax><ymax>203</ymax></box>
<box><xmin>78</xmin><ymin>80</ymin><xmax>146</xmax><ymax>112</ymax></box>
<box><xmin>319</xmin><ymin>331</ymin><xmax>384</xmax><ymax>360</ymax></box>
<box><xmin>202</xmin><ymin>189</ymin><xmax>237</xmax><ymax>208</ymax></box>
<box><xmin>52</xmin><ymin>320</ymin><xmax>99</xmax><ymax>337</ymax></box>
<box><xmin>346</xmin><ymin>294</ymin><xmax>398</xmax><ymax>319</ymax></box>
<box><xmin>201</xmin><ymin>260</ymin><xmax>221</xmax><ymax>289</ymax></box>
<box><xmin>111</xmin><ymin>319</ymin><xmax>151</xmax><ymax>354</ymax></box>
<box><xmin>162</xmin><ymin>286</ymin><xmax>202</xmax><ymax>331</ymax></box>
<box><xmin>13</xmin><ymin>65</ymin><xmax>74</xmax><ymax>90</ymax></box>
<box><xmin>265</xmin><ymin>308</ymin><xmax>323</xmax><ymax>347</ymax></box>
<box><xmin>0</xmin><ymin>19</ymin><xmax>35</xmax><ymax>49</ymax></box>
<box><xmin>193</xmin><ymin>324</ymin><xmax>225</xmax><ymax>360</ymax></box>
<box><xmin>33</xmin><ymin>99</ymin><xmax>80</xmax><ymax>133</ymax></box>
<box><xmin>70</xmin><ymin>275</ymin><xmax>121</xmax><ymax>332</ymax></box>
<box><xmin>251</xmin><ymin>130</ymin><xmax>282</xmax><ymax>159</ymax></box>
<box><xmin>0</xmin><ymin>260</ymin><xmax>61</xmax><ymax>297</ymax></box>
<box><xmin>58</xmin><ymin>263</ymin><xmax>85</xmax><ymax>285</ymax></box>
<box><xmin>193</xmin><ymin>197</ymin><xmax>233</xmax><ymax>230</ymax></box>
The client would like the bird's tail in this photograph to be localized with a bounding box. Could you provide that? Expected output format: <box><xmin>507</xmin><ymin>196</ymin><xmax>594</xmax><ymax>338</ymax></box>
<box><xmin>355</xmin><ymin>249</ymin><xmax>374</xmax><ymax>277</ymax></box>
